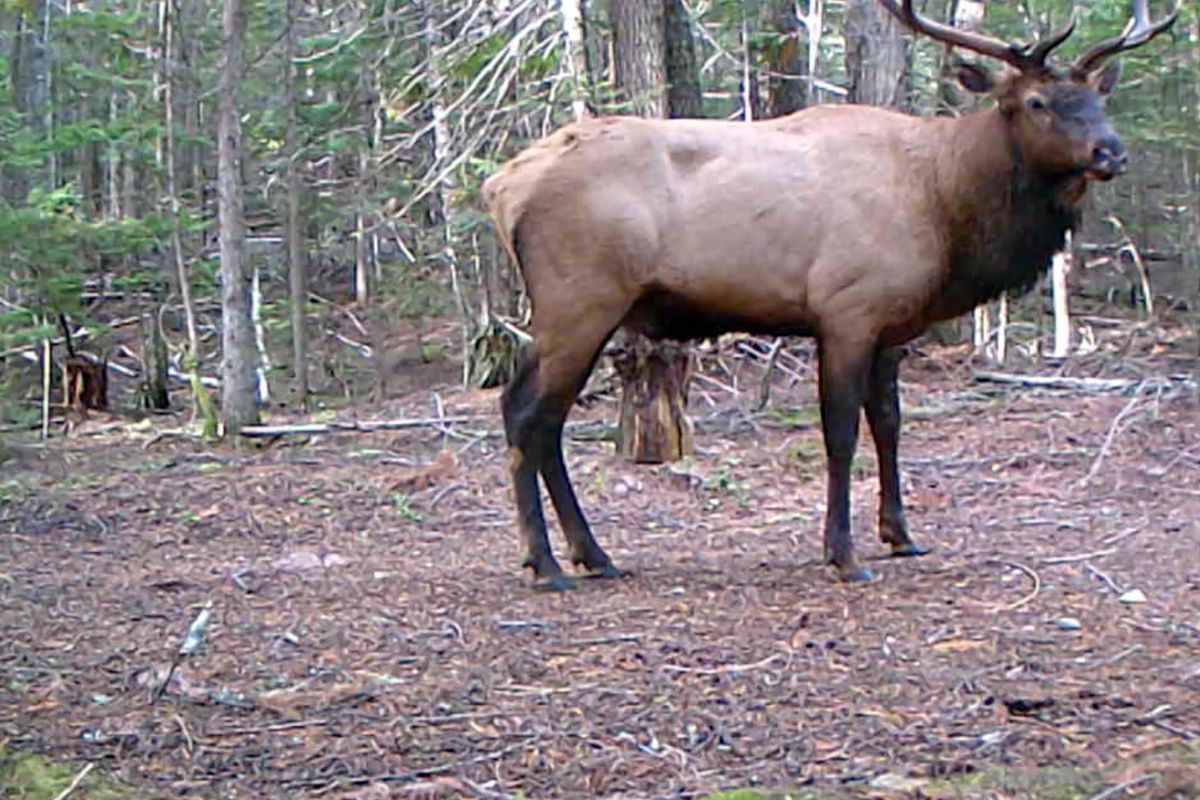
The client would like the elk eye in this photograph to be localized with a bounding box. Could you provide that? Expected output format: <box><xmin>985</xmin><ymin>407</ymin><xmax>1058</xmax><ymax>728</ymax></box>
<box><xmin>1027</xmin><ymin>96</ymin><xmax>1047</xmax><ymax>113</ymax></box>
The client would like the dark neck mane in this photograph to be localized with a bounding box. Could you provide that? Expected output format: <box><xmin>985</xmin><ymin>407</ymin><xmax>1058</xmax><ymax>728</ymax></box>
<box><xmin>936</xmin><ymin>109</ymin><xmax>1082</xmax><ymax>316</ymax></box>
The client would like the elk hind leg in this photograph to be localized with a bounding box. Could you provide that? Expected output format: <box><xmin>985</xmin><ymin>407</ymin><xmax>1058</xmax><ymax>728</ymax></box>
<box><xmin>863</xmin><ymin>346</ymin><xmax>929</xmax><ymax>558</ymax></box>
<box><xmin>502</xmin><ymin>356</ymin><xmax>574</xmax><ymax>591</ymax></box>
<box><xmin>534</xmin><ymin>322</ymin><xmax>625</xmax><ymax>580</ymax></box>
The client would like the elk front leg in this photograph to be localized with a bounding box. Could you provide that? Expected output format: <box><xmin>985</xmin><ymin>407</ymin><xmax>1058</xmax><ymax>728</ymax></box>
<box><xmin>817</xmin><ymin>337</ymin><xmax>874</xmax><ymax>583</ymax></box>
<box><xmin>864</xmin><ymin>346</ymin><xmax>929</xmax><ymax>557</ymax></box>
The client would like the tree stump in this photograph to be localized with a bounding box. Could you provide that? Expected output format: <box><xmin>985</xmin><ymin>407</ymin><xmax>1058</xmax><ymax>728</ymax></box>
<box><xmin>62</xmin><ymin>354</ymin><xmax>107</xmax><ymax>412</ymax></box>
<box><xmin>612</xmin><ymin>333</ymin><xmax>693</xmax><ymax>464</ymax></box>
<box><xmin>140</xmin><ymin>312</ymin><xmax>170</xmax><ymax>409</ymax></box>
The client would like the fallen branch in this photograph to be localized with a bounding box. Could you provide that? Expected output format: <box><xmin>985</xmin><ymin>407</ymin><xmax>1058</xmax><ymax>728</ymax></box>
<box><xmin>239</xmin><ymin>416</ymin><xmax>472</xmax><ymax>437</ymax></box>
<box><xmin>0</xmin><ymin>316</ymin><xmax>141</xmax><ymax>360</ymax></box>
<box><xmin>973</xmin><ymin>370</ymin><xmax>1194</xmax><ymax>393</ymax></box>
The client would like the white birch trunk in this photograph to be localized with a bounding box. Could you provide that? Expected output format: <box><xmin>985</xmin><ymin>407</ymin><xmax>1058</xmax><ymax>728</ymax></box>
<box><xmin>561</xmin><ymin>0</ymin><xmax>589</xmax><ymax>121</ymax></box>
<box><xmin>1051</xmin><ymin>234</ymin><xmax>1072</xmax><ymax>358</ymax></box>
<box><xmin>973</xmin><ymin>305</ymin><xmax>990</xmax><ymax>356</ymax></box>
<box><xmin>252</xmin><ymin>265</ymin><xmax>271</xmax><ymax>403</ymax></box>
<box><xmin>996</xmin><ymin>292</ymin><xmax>1008</xmax><ymax>364</ymax></box>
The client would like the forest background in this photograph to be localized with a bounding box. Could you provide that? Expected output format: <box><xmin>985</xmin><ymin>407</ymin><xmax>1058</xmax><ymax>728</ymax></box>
<box><xmin>0</xmin><ymin>0</ymin><xmax>1196</xmax><ymax>441</ymax></box>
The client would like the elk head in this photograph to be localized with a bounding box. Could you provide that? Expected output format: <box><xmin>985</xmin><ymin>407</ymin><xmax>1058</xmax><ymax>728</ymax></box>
<box><xmin>881</xmin><ymin>0</ymin><xmax>1178</xmax><ymax>181</ymax></box>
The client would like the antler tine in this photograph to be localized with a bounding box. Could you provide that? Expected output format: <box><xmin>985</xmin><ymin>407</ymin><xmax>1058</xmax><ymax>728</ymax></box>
<box><xmin>877</xmin><ymin>0</ymin><xmax>1023</xmax><ymax>67</ymax></box>
<box><xmin>1023</xmin><ymin>14</ymin><xmax>1077</xmax><ymax>66</ymax></box>
<box><xmin>878</xmin><ymin>0</ymin><xmax>1078</xmax><ymax>71</ymax></box>
<box><xmin>1072</xmin><ymin>0</ymin><xmax>1180</xmax><ymax>75</ymax></box>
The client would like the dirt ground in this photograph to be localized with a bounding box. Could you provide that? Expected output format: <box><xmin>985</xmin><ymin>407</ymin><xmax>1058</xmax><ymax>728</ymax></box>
<box><xmin>2</xmin><ymin>336</ymin><xmax>1200</xmax><ymax>799</ymax></box>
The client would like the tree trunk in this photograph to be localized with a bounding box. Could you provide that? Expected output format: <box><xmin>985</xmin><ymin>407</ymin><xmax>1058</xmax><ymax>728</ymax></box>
<box><xmin>611</xmin><ymin>0</ymin><xmax>665</xmax><ymax>117</ymax></box>
<box><xmin>6</xmin><ymin>0</ymin><xmax>50</xmax><ymax>202</ymax></box>
<box><xmin>163</xmin><ymin>0</ymin><xmax>197</xmax><ymax>370</ymax></box>
<box><xmin>217</xmin><ymin>0</ymin><xmax>258</xmax><ymax>435</ymax></box>
<box><xmin>766</xmin><ymin>0</ymin><xmax>808</xmax><ymax>116</ymax></box>
<box><xmin>285</xmin><ymin>0</ymin><xmax>308</xmax><ymax>408</ymax></box>
<box><xmin>610</xmin><ymin>0</ymin><xmax>692</xmax><ymax>465</ymax></box>
<box><xmin>663</xmin><ymin>0</ymin><xmax>702</xmax><ymax>118</ymax></box>
<box><xmin>844</xmin><ymin>0</ymin><xmax>910</xmax><ymax>109</ymax></box>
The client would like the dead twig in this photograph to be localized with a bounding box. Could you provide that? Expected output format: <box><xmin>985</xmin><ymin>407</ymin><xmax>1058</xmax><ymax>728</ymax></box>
<box><xmin>1085</xmin><ymin>774</ymin><xmax>1158</xmax><ymax>800</ymax></box>
<box><xmin>1076</xmin><ymin>386</ymin><xmax>1150</xmax><ymax>487</ymax></box>
<box><xmin>567</xmin><ymin>633</ymin><xmax>644</xmax><ymax>647</ymax></box>
<box><xmin>1101</xmin><ymin>521</ymin><xmax>1146</xmax><ymax>546</ymax></box>
<box><xmin>1040</xmin><ymin>547</ymin><xmax>1116</xmax><ymax>565</ymax></box>
<box><xmin>988</xmin><ymin>560</ymin><xmax>1041</xmax><ymax>611</ymax></box>
<box><xmin>754</xmin><ymin>337</ymin><xmax>783</xmax><ymax>411</ymax></box>
<box><xmin>661</xmin><ymin>651</ymin><xmax>790</xmax><ymax>675</ymax></box>
<box><xmin>1083</xmin><ymin>561</ymin><xmax>1124</xmax><ymax>595</ymax></box>
<box><xmin>1079</xmin><ymin>644</ymin><xmax>1144</xmax><ymax>670</ymax></box>
<box><xmin>51</xmin><ymin>763</ymin><xmax>94</xmax><ymax>800</ymax></box>
<box><xmin>205</xmin><ymin>719</ymin><xmax>330</xmax><ymax>737</ymax></box>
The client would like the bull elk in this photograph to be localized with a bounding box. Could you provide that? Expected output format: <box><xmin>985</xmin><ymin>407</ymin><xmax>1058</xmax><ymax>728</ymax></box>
<box><xmin>482</xmin><ymin>0</ymin><xmax>1177</xmax><ymax>589</ymax></box>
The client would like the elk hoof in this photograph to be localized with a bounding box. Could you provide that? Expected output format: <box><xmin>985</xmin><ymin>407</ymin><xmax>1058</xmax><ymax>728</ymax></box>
<box><xmin>580</xmin><ymin>562</ymin><xmax>626</xmax><ymax>580</ymax></box>
<box><xmin>838</xmin><ymin>564</ymin><xmax>876</xmax><ymax>584</ymax></box>
<box><xmin>890</xmin><ymin>542</ymin><xmax>931</xmax><ymax>558</ymax></box>
<box><xmin>534</xmin><ymin>574</ymin><xmax>579</xmax><ymax>592</ymax></box>
<box><xmin>844</xmin><ymin>566</ymin><xmax>873</xmax><ymax>585</ymax></box>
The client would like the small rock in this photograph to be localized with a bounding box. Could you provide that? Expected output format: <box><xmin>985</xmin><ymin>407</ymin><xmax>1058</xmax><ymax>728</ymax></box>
<box><xmin>1119</xmin><ymin>589</ymin><xmax>1147</xmax><ymax>604</ymax></box>
<box><xmin>1050</xmin><ymin>617</ymin><xmax>1082</xmax><ymax>631</ymax></box>
<box><xmin>869</xmin><ymin>773</ymin><xmax>927</xmax><ymax>792</ymax></box>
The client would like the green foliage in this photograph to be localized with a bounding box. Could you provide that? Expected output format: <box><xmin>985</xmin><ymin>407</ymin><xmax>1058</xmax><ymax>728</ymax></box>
<box><xmin>0</xmin><ymin>747</ymin><xmax>155</xmax><ymax>799</ymax></box>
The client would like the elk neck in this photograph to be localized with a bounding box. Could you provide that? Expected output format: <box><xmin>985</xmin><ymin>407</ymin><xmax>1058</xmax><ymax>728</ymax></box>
<box><xmin>930</xmin><ymin>106</ymin><xmax>1082</xmax><ymax>319</ymax></box>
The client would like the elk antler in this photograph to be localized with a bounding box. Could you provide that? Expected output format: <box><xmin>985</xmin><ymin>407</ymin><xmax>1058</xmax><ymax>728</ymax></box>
<box><xmin>1072</xmin><ymin>0</ymin><xmax>1180</xmax><ymax>76</ymax></box>
<box><xmin>877</xmin><ymin>0</ymin><xmax>1076</xmax><ymax>71</ymax></box>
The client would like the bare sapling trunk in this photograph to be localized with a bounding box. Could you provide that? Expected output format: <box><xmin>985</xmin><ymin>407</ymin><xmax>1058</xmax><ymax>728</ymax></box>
<box><xmin>162</xmin><ymin>0</ymin><xmax>200</xmax><ymax>414</ymax></box>
<box><xmin>285</xmin><ymin>0</ymin><xmax>308</xmax><ymax>408</ymax></box>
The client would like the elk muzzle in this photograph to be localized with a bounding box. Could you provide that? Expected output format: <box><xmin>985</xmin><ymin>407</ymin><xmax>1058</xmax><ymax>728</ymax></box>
<box><xmin>1085</xmin><ymin>133</ymin><xmax>1127</xmax><ymax>181</ymax></box>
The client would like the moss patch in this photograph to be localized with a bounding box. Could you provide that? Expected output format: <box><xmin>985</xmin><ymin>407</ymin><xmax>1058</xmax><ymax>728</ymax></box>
<box><xmin>0</xmin><ymin>750</ymin><xmax>151</xmax><ymax>800</ymax></box>
<box><xmin>706</xmin><ymin>755</ymin><xmax>1200</xmax><ymax>800</ymax></box>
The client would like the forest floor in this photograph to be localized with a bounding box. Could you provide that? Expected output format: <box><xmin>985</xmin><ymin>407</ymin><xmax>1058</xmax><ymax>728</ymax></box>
<box><xmin>2</xmin><ymin>331</ymin><xmax>1200</xmax><ymax>800</ymax></box>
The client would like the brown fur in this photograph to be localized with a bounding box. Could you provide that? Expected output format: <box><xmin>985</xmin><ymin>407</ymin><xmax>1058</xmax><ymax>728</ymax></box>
<box><xmin>482</xmin><ymin>1</ymin><xmax>1175</xmax><ymax>587</ymax></box>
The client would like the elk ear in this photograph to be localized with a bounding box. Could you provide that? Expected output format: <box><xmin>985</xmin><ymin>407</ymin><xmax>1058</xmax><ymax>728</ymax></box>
<box><xmin>1092</xmin><ymin>60</ymin><xmax>1121</xmax><ymax>96</ymax></box>
<box><xmin>956</xmin><ymin>63</ymin><xmax>995</xmax><ymax>94</ymax></box>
